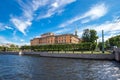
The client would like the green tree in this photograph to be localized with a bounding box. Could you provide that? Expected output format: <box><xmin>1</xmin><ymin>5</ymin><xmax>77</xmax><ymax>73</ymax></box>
<box><xmin>10</xmin><ymin>44</ymin><xmax>16</xmax><ymax>48</ymax></box>
<box><xmin>82</xmin><ymin>29</ymin><xmax>98</xmax><ymax>43</ymax></box>
<box><xmin>105</xmin><ymin>40</ymin><xmax>110</xmax><ymax>50</ymax></box>
<box><xmin>82</xmin><ymin>29</ymin><xmax>90</xmax><ymax>42</ymax></box>
<box><xmin>98</xmin><ymin>42</ymin><xmax>107</xmax><ymax>51</ymax></box>
<box><xmin>0</xmin><ymin>46</ymin><xmax>4</xmax><ymax>51</ymax></box>
<box><xmin>108</xmin><ymin>35</ymin><xmax>120</xmax><ymax>47</ymax></box>
<box><xmin>90</xmin><ymin>30</ymin><xmax>98</xmax><ymax>43</ymax></box>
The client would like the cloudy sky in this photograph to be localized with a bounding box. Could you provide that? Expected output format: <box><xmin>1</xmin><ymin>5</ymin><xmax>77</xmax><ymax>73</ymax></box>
<box><xmin>0</xmin><ymin>0</ymin><xmax>120</xmax><ymax>45</ymax></box>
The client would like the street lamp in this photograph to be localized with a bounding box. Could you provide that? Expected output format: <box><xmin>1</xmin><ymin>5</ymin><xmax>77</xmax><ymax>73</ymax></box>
<box><xmin>102</xmin><ymin>30</ymin><xmax>104</xmax><ymax>53</ymax></box>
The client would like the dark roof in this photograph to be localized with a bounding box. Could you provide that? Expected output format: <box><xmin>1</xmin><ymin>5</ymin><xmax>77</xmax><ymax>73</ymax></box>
<box><xmin>31</xmin><ymin>33</ymin><xmax>80</xmax><ymax>40</ymax></box>
<box><xmin>41</xmin><ymin>32</ymin><xmax>54</xmax><ymax>36</ymax></box>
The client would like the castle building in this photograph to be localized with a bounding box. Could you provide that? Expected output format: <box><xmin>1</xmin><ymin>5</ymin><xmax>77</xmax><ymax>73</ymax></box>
<box><xmin>30</xmin><ymin>32</ymin><xmax>80</xmax><ymax>46</ymax></box>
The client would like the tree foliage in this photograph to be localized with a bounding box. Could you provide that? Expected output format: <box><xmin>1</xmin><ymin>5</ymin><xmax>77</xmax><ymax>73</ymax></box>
<box><xmin>108</xmin><ymin>35</ymin><xmax>120</xmax><ymax>47</ymax></box>
<box><xmin>21</xmin><ymin>43</ymin><xmax>96</xmax><ymax>52</ymax></box>
<box><xmin>82</xmin><ymin>29</ymin><xmax>98</xmax><ymax>43</ymax></box>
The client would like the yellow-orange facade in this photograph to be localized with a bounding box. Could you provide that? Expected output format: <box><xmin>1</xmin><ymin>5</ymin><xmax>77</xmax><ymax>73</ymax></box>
<box><xmin>30</xmin><ymin>38</ymin><xmax>40</xmax><ymax>46</ymax></box>
<box><xmin>31</xmin><ymin>33</ymin><xmax>80</xmax><ymax>46</ymax></box>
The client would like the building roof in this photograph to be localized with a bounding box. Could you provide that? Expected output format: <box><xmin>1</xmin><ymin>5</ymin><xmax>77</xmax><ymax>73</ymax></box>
<box><xmin>41</xmin><ymin>32</ymin><xmax>54</xmax><ymax>36</ymax></box>
<box><xmin>31</xmin><ymin>33</ymin><xmax>80</xmax><ymax>40</ymax></box>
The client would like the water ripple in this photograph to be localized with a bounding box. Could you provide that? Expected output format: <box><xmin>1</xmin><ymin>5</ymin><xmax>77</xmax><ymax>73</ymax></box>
<box><xmin>0</xmin><ymin>55</ymin><xmax>120</xmax><ymax>80</ymax></box>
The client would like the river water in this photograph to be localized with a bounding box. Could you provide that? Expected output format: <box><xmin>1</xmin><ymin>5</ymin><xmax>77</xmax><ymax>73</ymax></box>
<box><xmin>0</xmin><ymin>54</ymin><xmax>120</xmax><ymax>80</ymax></box>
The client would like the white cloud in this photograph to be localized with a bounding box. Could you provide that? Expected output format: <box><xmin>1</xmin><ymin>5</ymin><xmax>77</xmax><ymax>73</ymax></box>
<box><xmin>11</xmin><ymin>0</ymin><xmax>49</xmax><ymax>35</ymax></box>
<box><xmin>20</xmin><ymin>39</ymin><xmax>24</xmax><ymax>42</ymax></box>
<box><xmin>32</xmin><ymin>0</ymin><xmax>49</xmax><ymax>11</ymax></box>
<box><xmin>11</xmin><ymin>18</ymin><xmax>31</xmax><ymax>35</ymax></box>
<box><xmin>95</xmin><ymin>22</ymin><xmax>120</xmax><ymax>41</ymax></box>
<box><xmin>52</xmin><ymin>2</ymin><xmax>59</xmax><ymax>8</ymax></box>
<box><xmin>0</xmin><ymin>36</ymin><xmax>11</xmax><ymax>43</ymax></box>
<box><xmin>56</xmin><ymin>16</ymin><xmax>120</xmax><ymax>41</ymax></box>
<box><xmin>37</xmin><ymin>0</ymin><xmax>76</xmax><ymax>19</ymax></box>
<box><xmin>4</xmin><ymin>26</ymin><xmax>13</xmax><ymax>30</ymax></box>
<box><xmin>59</xmin><ymin>3</ymin><xmax>108</xmax><ymax>27</ymax></box>
<box><xmin>0</xmin><ymin>35</ymin><xmax>29</xmax><ymax>46</ymax></box>
<box><xmin>11</xmin><ymin>30</ymin><xmax>29</xmax><ymax>46</ymax></box>
<box><xmin>35</xmin><ymin>36</ymin><xmax>40</xmax><ymax>38</ymax></box>
<box><xmin>18</xmin><ymin>42</ymin><xmax>30</xmax><ymax>46</ymax></box>
<box><xmin>0</xmin><ymin>23</ymin><xmax>5</xmax><ymax>31</ymax></box>
<box><xmin>94</xmin><ymin>22</ymin><xmax>120</xmax><ymax>33</ymax></box>
<box><xmin>11</xmin><ymin>0</ymin><xmax>76</xmax><ymax>35</ymax></box>
<box><xmin>78</xmin><ymin>17</ymin><xmax>120</xmax><ymax>41</ymax></box>
<box><xmin>12</xmin><ymin>30</ymin><xmax>23</xmax><ymax>42</ymax></box>
<box><xmin>81</xmin><ymin>3</ymin><xmax>107</xmax><ymax>23</ymax></box>
<box><xmin>54</xmin><ymin>28</ymin><xmax>71</xmax><ymax>34</ymax></box>
<box><xmin>0</xmin><ymin>23</ymin><xmax>13</xmax><ymax>31</ymax></box>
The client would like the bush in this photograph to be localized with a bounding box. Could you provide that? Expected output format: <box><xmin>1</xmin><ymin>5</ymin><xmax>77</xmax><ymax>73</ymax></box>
<box><xmin>21</xmin><ymin>42</ymin><xmax>97</xmax><ymax>52</ymax></box>
<box><xmin>77</xmin><ymin>42</ymin><xmax>96</xmax><ymax>51</ymax></box>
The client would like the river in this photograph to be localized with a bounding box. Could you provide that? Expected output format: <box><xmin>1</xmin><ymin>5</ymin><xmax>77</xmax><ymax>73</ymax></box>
<box><xmin>0</xmin><ymin>54</ymin><xmax>120</xmax><ymax>80</ymax></box>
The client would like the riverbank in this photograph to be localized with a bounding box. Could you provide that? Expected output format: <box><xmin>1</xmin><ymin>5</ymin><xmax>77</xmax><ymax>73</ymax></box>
<box><xmin>0</xmin><ymin>51</ymin><xmax>115</xmax><ymax>60</ymax></box>
<box><xmin>24</xmin><ymin>52</ymin><xmax>115</xmax><ymax>60</ymax></box>
<box><xmin>0</xmin><ymin>52</ymin><xmax>18</xmax><ymax>55</ymax></box>
<box><xmin>1</xmin><ymin>48</ymin><xmax>120</xmax><ymax>61</ymax></box>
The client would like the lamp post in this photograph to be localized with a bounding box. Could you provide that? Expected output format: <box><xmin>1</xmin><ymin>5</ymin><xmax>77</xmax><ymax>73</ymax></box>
<box><xmin>102</xmin><ymin>30</ymin><xmax>104</xmax><ymax>53</ymax></box>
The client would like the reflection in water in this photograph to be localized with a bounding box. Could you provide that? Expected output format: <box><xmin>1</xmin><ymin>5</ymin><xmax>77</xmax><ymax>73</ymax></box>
<box><xmin>0</xmin><ymin>54</ymin><xmax>120</xmax><ymax>80</ymax></box>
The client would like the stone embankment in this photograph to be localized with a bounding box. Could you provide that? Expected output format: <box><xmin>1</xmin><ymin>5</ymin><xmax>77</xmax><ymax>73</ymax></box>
<box><xmin>114</xmin><ymin>48</ymin><xmax>120</xmax><ymax>61</ymax></box>
<box><xmin>23</xmin><ymin>52</ymin><xmax>115</xmax><ymax>60</ymax></box>
<box><xmin>0</xmin><ymin>49</ymin><xmax>120</xmax><ymax>62</ymax></box>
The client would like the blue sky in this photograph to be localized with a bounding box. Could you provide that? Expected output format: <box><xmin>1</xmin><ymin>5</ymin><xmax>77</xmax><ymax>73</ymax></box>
<box><xmin>0</xmin><ymin>0</ymin><xmax>120</xmax><ymax>45</ymax></box>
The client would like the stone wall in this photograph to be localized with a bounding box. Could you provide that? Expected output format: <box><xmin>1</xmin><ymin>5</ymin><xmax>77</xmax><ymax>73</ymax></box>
<box><xmin>0</xmin><ymin>52</ymin><xmax>18</xmax><ymax>55</ymax></box>
<box><xmin>23</xmin><ymin>52</ymin><xmax>115</xmax><ymax>60</ymax></box>
<box><xmin>114</xmin><ymin>48</ymin><xmax>120</xmax><ymax>61</ymax></box>
<box><xmin>0</xmin><ymin>51</ymin><xmax>115</xmax><ymax>60</ymax></box>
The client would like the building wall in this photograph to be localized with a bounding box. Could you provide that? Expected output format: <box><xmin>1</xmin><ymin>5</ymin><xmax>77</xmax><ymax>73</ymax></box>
<box><xmin>40</xmin><ymin>38</ymin><xmax>46</xmax><ymax>45</ymax></box>
<box><xmin>31</xmin><ymin>38</ymin><xmax>40</xmax><ymax>46</ymax></box>
<box><xmin>46</xmin><ymin>36</ymin><xmax>55</xmax><ymax>44</ymax></box>
<box><xmin>66</xmin><ymin>35</ymin><xmax>71</xmax><ymax>43</ymax></box>
<box><xmin>55</xmin><ymin>35</ymin><xmax>65</xmax><ymax>44</ymax></box>
<box><xmin>31</xmin><ymin>33</ymin><xmax>80</xmax><ymax>46</ymax></box>
<box><xmin>71</xmin><ymin>36</ymin><xmax>79</xmax><ymax>44</ymax></box>
<box><xmin>55</xmin><ymin>35</ymin><xmax>72</xmax><ymax>44</ymax></box>
<box><xmin>38</xmin><ymin>36</ymin><xmax>55</xmax><ymax>45</ymax></box>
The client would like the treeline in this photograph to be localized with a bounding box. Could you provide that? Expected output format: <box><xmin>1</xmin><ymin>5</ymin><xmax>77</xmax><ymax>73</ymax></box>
<box><xmin>107</xmin><ymin>35</ymin><xmax>120</xmax><ymax>47</ymax></box>
<box><xmin>0</xmin><ymin>47</ymin><xmax>19</xmax><ymax>52</ymax></box>
<box><xmin>0</xmin><ymin>44</ymin><xmax>19</xmax><ymax>52</ymax></box>
<box><xmin>0</xmin><ymin>46</ymin><xmax>6</xmax><ymax>51</ymax></box>
<box><xmin>97</xmin><ymin>35</ymin><xmax>120</xmax><ymax>51</ymax></box>
<box><xmin>21</xmin><ymin>42</ymin><xmax>96</xmax><ymax>52</ymax></box>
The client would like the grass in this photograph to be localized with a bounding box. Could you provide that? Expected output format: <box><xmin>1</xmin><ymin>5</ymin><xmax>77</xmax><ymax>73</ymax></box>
<box><xmin>48</xmin><ymin>51</ymin><xmax>111</xmax><ymax>54</ymax></box>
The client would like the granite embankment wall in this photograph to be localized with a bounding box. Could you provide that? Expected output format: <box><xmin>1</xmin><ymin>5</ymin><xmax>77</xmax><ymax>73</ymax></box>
<box><xmin>0</xmin><ymin>51</ymin><xmax>118</xmax><ymax>61</ymax></box>
<box><xmin>115</xmin><ymin>48</ymin><xmax>120</xmax><ymax>61</ymax></box>
<box><xmin>23</xmin><ymin>52</ymin><xmax>115</xmax><ymax>60</ymax></box>
<box><xmin>0</xmin><ymin>52</ymin><xmax>18</xmax><ymax>55</ymax></box>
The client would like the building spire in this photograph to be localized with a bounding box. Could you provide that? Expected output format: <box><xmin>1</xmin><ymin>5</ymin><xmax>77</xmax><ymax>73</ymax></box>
<box><xmin>75</xmin><ymin>26</ymin><xmax>78</xmax><ymax>36</ymax></box>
